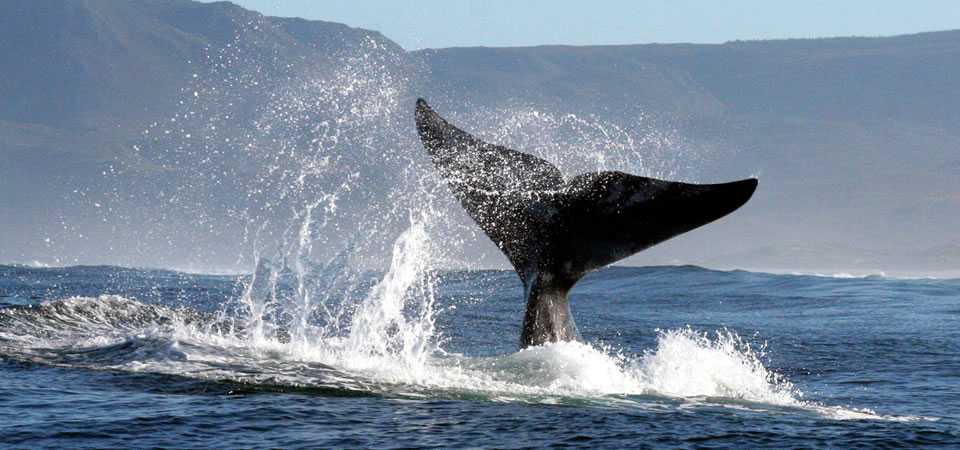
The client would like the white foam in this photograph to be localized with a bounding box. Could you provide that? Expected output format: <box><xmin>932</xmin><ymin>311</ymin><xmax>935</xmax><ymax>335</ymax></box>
<box><xmin>628</xmin><ymin>328</ymin><xmax>797</xmax><ymax>404</ymax></box>
<box><xmin>3</xmin><ymin>294</ymin><xmax>932</xmax><ymax>422</ymax></box>
<box><xmin>155</xmin><ymin>324</ymin><xmax>783</xmax><ymax>406</ymax></box>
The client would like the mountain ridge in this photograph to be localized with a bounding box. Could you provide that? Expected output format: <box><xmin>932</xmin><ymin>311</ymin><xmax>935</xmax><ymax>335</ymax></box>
<box><xmin>1</xmin><ymin>0</ymin><xmax>957</xmax><ymax>273</ymax></box>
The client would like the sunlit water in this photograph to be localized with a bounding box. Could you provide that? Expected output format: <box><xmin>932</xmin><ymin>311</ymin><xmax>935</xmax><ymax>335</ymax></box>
<box><xmin>1</xmin><ymin>263</ymin><xmax>958</xmax><ymax>448</ymax></box>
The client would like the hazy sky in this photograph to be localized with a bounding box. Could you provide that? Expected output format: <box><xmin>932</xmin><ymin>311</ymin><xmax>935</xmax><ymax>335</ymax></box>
<box><xmin>209</xmin><ymin>0</ymin><xmax>960</xmax><ymax>49</ymax></box>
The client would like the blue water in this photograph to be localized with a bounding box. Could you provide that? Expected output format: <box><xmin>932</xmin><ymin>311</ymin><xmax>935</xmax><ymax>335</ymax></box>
<box><xmin>1</xmin><ymin>264</ymin><xmax>958</xmax><ymax>448</ymax></box>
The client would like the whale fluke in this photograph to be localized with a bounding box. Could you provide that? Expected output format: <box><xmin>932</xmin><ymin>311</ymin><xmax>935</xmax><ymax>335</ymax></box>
<box><xmin>415</xmin><ymin>99</ymin><xmax>758</xmax><ymax>348</ymax></box>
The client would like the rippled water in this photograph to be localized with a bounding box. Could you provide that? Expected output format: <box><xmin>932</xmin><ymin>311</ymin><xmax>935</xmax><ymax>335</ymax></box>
<box><xmin>1</xmin><ymin>263</ymin><xmax>958</xmax><ymax>448</ymax></box>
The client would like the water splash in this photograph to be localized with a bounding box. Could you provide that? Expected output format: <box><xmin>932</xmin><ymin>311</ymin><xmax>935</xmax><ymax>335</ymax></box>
<box><xmin>631</xmin><ymin>328</ymin><xmax>796</xmax><ymax>404</ymax></box>
<box><xmin>4</xmin><ymin>294</ymin><xmax>931</xmax><ymax>422</ymax></box>
<box><xmin>55</xmin><ymin>19</ymin><xmax>741</xmax><ymax>407</ymax></box>
<box><xmin>346</xmin><ymin>216</ymin><xmax>440</xmax><ymax>364</ymax></box>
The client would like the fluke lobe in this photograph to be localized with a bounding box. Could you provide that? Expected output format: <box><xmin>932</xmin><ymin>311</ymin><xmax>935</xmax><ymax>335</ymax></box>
<box><xmin>415</xmin><ymin>99</ymin><xmax>758</xmax><ymax>348</ymax></box>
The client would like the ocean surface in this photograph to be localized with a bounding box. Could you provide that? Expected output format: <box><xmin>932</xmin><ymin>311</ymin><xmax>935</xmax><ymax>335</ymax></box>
<box><xmin>1</xmin><ymin>263</ymin><xmax>958</xmax><ymax>448</ymax></box>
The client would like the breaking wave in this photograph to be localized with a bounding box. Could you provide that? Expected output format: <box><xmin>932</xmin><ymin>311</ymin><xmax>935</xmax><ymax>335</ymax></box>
<box><xmin>0</xmin><ymin>290</ymin><xmax>926</xmax><ymax>422</ymax></box>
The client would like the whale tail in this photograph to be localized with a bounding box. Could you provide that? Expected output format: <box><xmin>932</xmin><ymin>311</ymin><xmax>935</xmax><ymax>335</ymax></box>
<box><xmin>415</xmin><ymin>99</ymin><xmax>757</xmax><ymax>347</ymax></box>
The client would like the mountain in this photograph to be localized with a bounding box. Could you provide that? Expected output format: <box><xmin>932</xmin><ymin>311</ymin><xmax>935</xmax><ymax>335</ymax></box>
<box><xmin>0</xmin><ymin>0</ymin><xmax>957</xmax><ymax>275</ymax></box>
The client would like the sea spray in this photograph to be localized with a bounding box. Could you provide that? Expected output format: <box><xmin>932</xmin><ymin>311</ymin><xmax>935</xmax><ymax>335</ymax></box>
<box><xmin>346</xmin><ymin>214</ymin><xmax>441</xmax><ymax>367</ymax></box>
<box><xmin>629</xmin><ymin>328</ymin><xmax>798</xmax><ymax>404</ymax></box>
<box><xmin>238</xmin><ymin>256</ymin><xmax>280</xmax><ymax>344</ymax></box>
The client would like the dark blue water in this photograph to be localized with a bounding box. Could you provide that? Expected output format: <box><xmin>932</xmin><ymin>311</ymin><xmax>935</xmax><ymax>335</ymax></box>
<box><xmin>1</xmin><ymin>264</ymin><xmax>958</xmax><ymax>448</ymax></box>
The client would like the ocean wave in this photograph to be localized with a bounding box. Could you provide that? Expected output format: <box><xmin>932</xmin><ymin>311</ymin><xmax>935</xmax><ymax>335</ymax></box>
<box><xmin>0</xmin><ymin>295</ymin><xmax>930</xmax><ymax>423</ymax></box>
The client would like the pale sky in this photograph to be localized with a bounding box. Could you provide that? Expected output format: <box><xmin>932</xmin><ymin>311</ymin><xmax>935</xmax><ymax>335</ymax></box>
<box><xmin>206</xmin><ymin>0</ymin><xmax>960</xmax><ymax>49</ymax></box>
